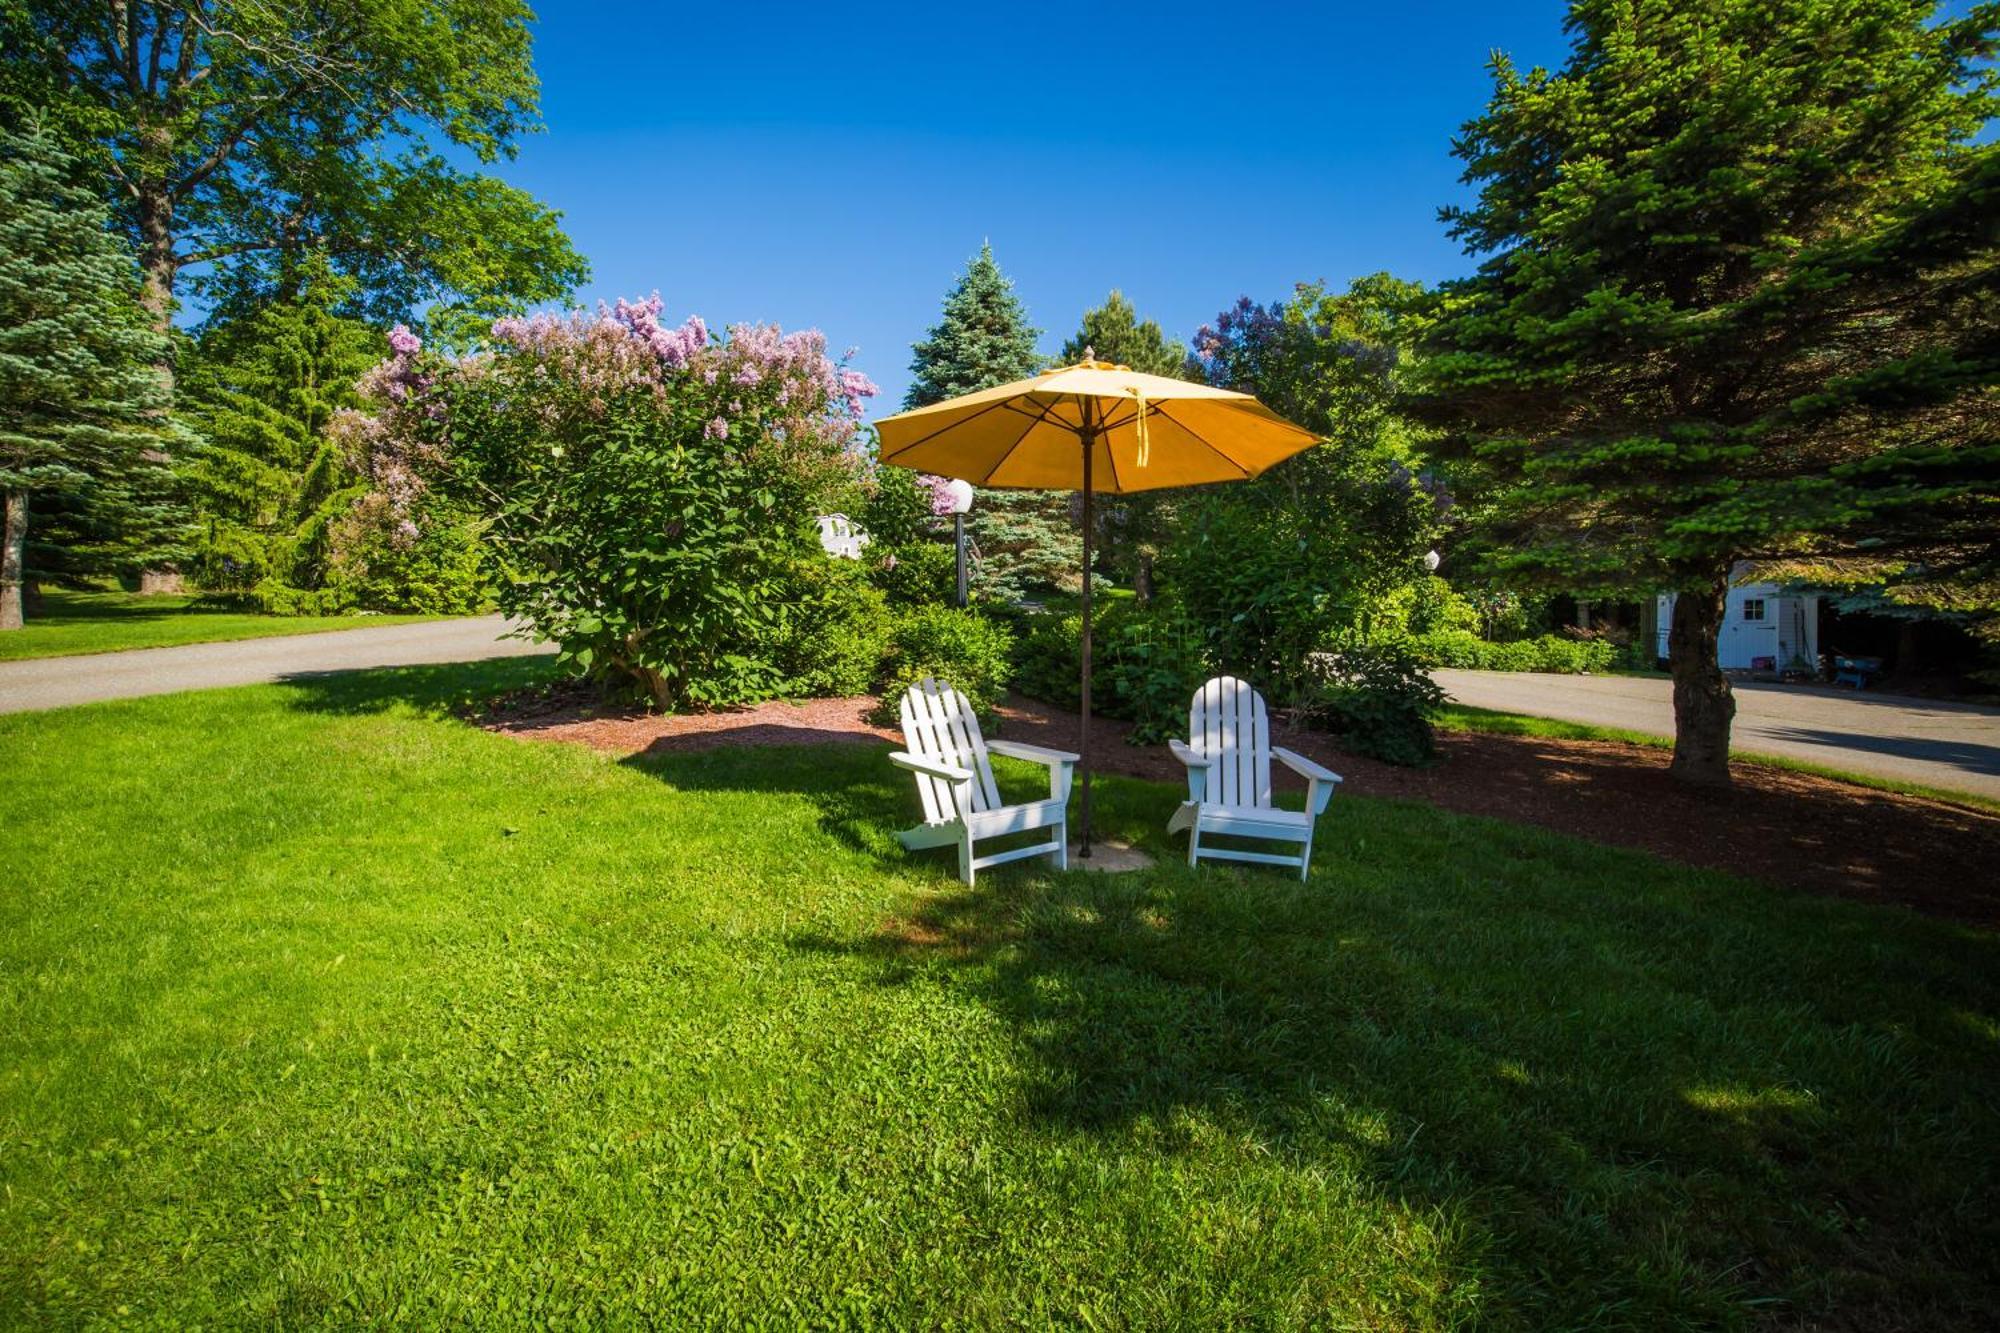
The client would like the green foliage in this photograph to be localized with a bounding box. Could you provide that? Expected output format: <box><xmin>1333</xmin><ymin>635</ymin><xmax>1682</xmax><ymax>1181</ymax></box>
<box><xmin>179</xmin><ymin>269</ymin><xmax>380</xmax><ymax>605</ymax></box>
<box><xmin>873</xmin><ymin>605</ymin><xmax>1015</xmax><ymax>724</ymax></box>
<box><xmin>1414</xmin><ymin>0</ymin><xmax>2000</xmax><ymax>770</ymax></box>
<box><xmin>904</xmin><ymin>243</ymin><xmax>1079</xmax><ymax>602</ymax></box>
<box><xmin>8</xmin><ymin>0</ymin><xmax>587</xmax><ymax>328</ymax></box>
<box><xmin>385</xmin><ymin>305</ymin><xmax>871</xmax><ymax>709</ymax></box>
<box><xmin>856</xmin><ymin>463</ymin><xmax>935</xmax><ymax>548</ymax></box>
<box><xmin>0</xmin><ymin>122</ymin><xmax>182</xmax><ymax>619</ymax></box>
<box><xmin>1012</xmin><ymin>601</ymin><xmax>1211</xmax><ymax>745</ymax></box>
<box><xmin>1299</xmin><ymin>641</ymin><xmax>1446</xmax><ymax>766</ymax></box>
<box><xmin>904</xmin><ymin>243</ymin><xmax>1043</xmax><ymax>409</ymax></box>
<box><xmin>1405</xmin><ymin>629</ymin><xmax>1617</xmax><ymax>674</ymax></box>
<box><xmin>772</xmin><ymin>559</ymin><xmax>893</xmax><ymax>697</ymax></box>
<box><xmin>1169</xmin><ymin>274</ymin><xmax>1441</xmax><ymax>695</ymax></box>
<box><xmin>1059</xmin><ymin>290</ymin><xmax>1188</xmax><ymax>376</ymax></box>
<box><xmin>867</xmin><ymin>540</ymin><xmax>956</xmax><ymax>609</ymax></box>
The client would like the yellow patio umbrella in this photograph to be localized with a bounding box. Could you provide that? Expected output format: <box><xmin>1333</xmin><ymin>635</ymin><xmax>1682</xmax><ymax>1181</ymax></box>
<box><xmin>875</xmin><ymin>356</ymin><xmax>1320</xmax><ymax>857</ymax></box>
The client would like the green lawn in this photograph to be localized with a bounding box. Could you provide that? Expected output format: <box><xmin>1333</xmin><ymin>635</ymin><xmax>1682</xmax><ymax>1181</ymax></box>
<box><xmin>0</xmin><ymin>587</ymin><xmax>450</xmax><ymax>662</ymax></box>
<box><xmin>3</xmin><ymin>662</ymin><xmax>1995</xmax><ymax>1326</ymax></box>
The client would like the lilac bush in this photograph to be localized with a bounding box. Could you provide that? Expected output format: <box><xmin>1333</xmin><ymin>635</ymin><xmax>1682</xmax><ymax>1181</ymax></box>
<box><xmin>334</xmin><ymin>294</ymin><xmax>880</xmax><ymax>706</ymax></box>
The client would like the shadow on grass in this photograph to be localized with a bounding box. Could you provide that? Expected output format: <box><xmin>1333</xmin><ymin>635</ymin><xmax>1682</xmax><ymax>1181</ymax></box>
<box><xmin>270</xmin><ymin>660</ymin><xmax>2000</xmax><ymax>1324</ymax></box>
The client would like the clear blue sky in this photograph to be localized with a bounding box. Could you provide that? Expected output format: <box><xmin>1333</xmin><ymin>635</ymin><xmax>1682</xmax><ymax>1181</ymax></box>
<box><xmin>496</xmin><ymin>1</ymin><xmax>1574</xmax><ymax>412</ymax></box>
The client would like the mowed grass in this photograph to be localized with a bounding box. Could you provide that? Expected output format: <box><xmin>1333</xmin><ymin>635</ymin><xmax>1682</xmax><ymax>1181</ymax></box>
<box><xmin>2</xmin><ymin>662</ymin><xmax>1996</xmax><ymax>1328</ymax></box>
<box><xmin>0</xmin><ymin>587</ymin><xmax>448</xmax><ymax>661</ymax></box>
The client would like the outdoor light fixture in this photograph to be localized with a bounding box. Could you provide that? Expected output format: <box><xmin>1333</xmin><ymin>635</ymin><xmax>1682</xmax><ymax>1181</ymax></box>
<box><xmin>1424</xmin><ymin>549</ymin><xmax>1442</xmax><ymax>572</ymax></box>
<box><xmin>945</xmin><ymin>480</ymin><xmax>975</xmax><ymax>606</ymax></box>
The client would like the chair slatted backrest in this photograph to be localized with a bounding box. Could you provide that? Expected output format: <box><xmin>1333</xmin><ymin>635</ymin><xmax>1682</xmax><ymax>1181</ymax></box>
<box><xmin>1191</xmin><ymin>676</ymin><xmax>1271</xmax><ymax>809</ymax></box>
<box><xmin>900</xmin><ymin>677</ymin><xmax>1002</xmax><ymax>822</ymax></box>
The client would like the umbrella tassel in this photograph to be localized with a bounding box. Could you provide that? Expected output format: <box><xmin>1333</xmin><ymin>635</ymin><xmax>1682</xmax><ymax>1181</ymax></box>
<box><xmin>1134</xmin><ymin>392</ymin><xmax>1150</xmax><ymax>467</ymax></box>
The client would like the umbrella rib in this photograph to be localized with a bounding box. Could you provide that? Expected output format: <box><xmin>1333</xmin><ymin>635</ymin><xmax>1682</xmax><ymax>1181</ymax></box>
<box><xmin>1153</xmin><ymin>404</ymin><xmax>1258</xmax><ymax>480</ymax></box>
<box><xmin>878</xmin><ymin>398</ymin><xmax>1018</xmax><ymax>461</ymax></box>
<box><xmin>987</xmin><ymin>397</ymin><xmax>1062</xmax><ymax>484</ymax></box>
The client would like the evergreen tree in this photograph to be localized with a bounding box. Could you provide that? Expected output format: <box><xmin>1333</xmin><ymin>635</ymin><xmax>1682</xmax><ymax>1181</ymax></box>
<box><xmin>0</xmin><ymin>122</ymin><xmax>173</xmax><ymax>629</ymax></box>
<box><xmin>906</xmin><ymin>243</ymin><xmax>1078</xmax><ymax>599</ymax></box>
<box><xmin>1059</xmin><ymin>290</ymin><xmax>1187</xmax><ymax>378</ymax></box>
<box><xmin>1416</xmin><ymin>0</ymin><xmax>1998</xmax><ymax>786</ymax></box>
<box><xmin>179</xmin><ymin>265</ymin><xmax>382</xmax><ymax>610</ymax></box>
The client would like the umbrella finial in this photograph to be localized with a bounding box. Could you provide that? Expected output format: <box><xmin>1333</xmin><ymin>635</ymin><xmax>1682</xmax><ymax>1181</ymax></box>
<box><xmin>1082</xmin><ymin>344</ymin><xmax>1096</xmax><ymax>367</ymax></box>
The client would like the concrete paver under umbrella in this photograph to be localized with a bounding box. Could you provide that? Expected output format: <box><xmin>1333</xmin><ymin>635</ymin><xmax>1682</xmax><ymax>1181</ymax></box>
<box><xmin>874</xmin><ymin>355</ymin><xmax>1319</xmax><ymax>856</ymax></box>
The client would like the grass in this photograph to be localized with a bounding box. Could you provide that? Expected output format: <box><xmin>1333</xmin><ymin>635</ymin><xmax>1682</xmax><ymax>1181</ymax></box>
<box><xmin>3</xmin><ymin>661</ymin><xmax>1995</xmax><ymax>1327</ymax></box>
<box><xmin>0</xmin><ymin>587</ymin><xmax>451</xmax><ymax>662</ymax></box>
<box><xmin>1434</xmin><ymin>702</ymin><xmax>2000</xmax><ymax>812</ymax></box>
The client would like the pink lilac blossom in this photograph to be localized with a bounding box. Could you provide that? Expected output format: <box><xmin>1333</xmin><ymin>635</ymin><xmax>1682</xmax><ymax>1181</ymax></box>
<box><xmin>921</xmin><ymin>473</ymin><xmax>960</xmax><ymax>516</ymax></box>
<box><xmin>705</xmin><ymin>417</ymin><xmax>729</xmax><ymax>440</ymax></box>
<box><xmin>387</xmin><ymin>323</ymin><xmax>422</xmax><ymax>357</ymax></box>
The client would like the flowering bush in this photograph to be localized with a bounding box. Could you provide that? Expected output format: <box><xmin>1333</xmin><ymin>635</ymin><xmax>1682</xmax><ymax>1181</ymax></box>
<box><xmin>333</xmin><ymin>295</ymin><xmax>879</xmax><ymax>707</ymax></box>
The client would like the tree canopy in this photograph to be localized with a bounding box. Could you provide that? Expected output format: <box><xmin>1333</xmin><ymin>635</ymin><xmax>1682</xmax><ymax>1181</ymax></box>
<box><xmin>905</xmin><ymin>243</ymin><xmax>1079</xmax><ymax>599</ymax></box>
<box><xmin>3</xmin><ymin>0</ymin><xmax>588</xmax><ymax>333</ymax></box>
<box><xmin>1059</xmin><ymin>290</ymin><xmax>1187</xmax><ymax>377</ymax></box>
<box><xmin>1414</xmin><ymin>0</ymin><xmax>1999</xmax><ymax>784</ymax></box>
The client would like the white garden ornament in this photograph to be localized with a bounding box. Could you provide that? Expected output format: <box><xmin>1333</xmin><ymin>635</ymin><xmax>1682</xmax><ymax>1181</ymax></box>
<box><xmin>889</xmin><ymin>676</ymin><xmax>1077</xmax><ymax>885</ymax></box>
<box><xmin>1168</xmin><ymin>676</ymin><xmax>1342</xmax><ymax>880</ymax></box>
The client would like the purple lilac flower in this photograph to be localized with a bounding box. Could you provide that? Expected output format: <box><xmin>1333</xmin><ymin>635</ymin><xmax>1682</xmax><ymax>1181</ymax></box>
<box><xmin>705</xmin><ymin>417</ymin><xmax>729</xmax><ymax>440</ymax></box>
<box><xmin>388</xmin><ymin>323</ymin><xmax>422</xmax><ymax>357</ymax></box>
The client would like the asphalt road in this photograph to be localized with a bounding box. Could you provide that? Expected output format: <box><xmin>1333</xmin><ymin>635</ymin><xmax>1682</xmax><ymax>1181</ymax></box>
<box><xmin>0</xmin><ymin>615</ymin><xmax>553</xmax><ymax>716</ymax></box>
<box><xmin>1435</xmin><ymin>668</ymin><xmax>2000</xmax><ymax>801</ymax></box>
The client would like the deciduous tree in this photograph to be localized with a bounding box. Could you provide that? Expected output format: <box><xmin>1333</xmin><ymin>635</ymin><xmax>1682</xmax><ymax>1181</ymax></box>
<box><xmin>5</xmin><ymin>0</ymin><xmax>587</xmax><ymax>350</ymax></box>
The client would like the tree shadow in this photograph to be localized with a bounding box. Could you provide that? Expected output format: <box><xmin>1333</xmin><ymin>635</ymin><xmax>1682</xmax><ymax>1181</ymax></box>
<box><xmin>263</xmin><ymin>662</ymin><xmax>2000</xmax><ymax>1321</ymax></box>
<box><xmin>785</xmin><ymin>781</ymin><xmax>2000</xmax><ymax>1324</ymax></box>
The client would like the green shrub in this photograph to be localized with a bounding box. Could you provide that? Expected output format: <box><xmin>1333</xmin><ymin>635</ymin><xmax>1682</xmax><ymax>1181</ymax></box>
<box><xmin>872</xmin><ymin>606</ymin><xmax>1015</xmax><ymax>724</ymax></box>
<box><xmin>772</xmin><ymin>560</ymin><xmax>892</xmax><ymax>697</ymax></box>
<box><xmin>867</xmin><ymin>540</ymin><xmax>956</xmax><ymax>608</ymax></box>
<box><xmin>1299</xmin><ymin>642</ymin><xmax>1445</xmax><ymax>766</ymax></box>
<box><xmin>1010</xmin><ymin>601</ymin><xmax>1210</xmax><ymax>744</ymax></box>
<box><xmin>1403</xmin><ymin>629</ymin><xmax>1615</xmax><ymax>674</ymax></box>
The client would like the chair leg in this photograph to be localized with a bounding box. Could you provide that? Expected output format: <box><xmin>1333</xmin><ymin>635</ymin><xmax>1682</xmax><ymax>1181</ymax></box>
<box><xmin>1055</xmin><ymin>820</ymin><xmax>1069</xmax><ymax>871</ymax></box>
<box><xmin>1186</xmin><ymin>818</ymin><xmax>1201</xmax><ymax>868</ymax></box>
<box><xmin>1298</xmin><ymin>831</ymin><xmax>1313</xmax><ymax>882</ymax></box>
<box><xmin>958</xmin><ymin>832</ymin><xmax>974</xmax><ymax>886</ymax></box>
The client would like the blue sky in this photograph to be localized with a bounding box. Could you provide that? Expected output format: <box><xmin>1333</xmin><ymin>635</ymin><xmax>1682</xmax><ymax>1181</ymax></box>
<box><xmin>497</xmin><ymin>1</ymin><xmax>1575</xmax><ymax>412</ymax></box>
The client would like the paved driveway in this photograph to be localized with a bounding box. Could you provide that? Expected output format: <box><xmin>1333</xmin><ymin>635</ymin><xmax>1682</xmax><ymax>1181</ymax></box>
<box><xmin>1435</xmin><ymin>668</ymin><xmax>2000</xmax><ymax>801</ymax></box>
<box><xmin>0</xmin><ymin>615</ymin><xmax>553</xmax><ymax>716</ymax></box>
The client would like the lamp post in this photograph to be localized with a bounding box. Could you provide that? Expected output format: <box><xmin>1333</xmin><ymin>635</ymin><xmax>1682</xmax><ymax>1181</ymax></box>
<box><xmin>941</xmin><ymin>479</ymin><xmax>975</xmax><ymax>607</ymax></box>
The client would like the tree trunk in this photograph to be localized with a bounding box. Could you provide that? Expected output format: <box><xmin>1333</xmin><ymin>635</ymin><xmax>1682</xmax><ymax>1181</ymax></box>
<box><xmin>1</xmin><ymin>490</ymin><xmax>27</xmax><ymax>631</ymax></box>
<box><xmin>1667</xmin><ymin>574</ymin><xmax>1734</xmax><ymax>786</ymax></box>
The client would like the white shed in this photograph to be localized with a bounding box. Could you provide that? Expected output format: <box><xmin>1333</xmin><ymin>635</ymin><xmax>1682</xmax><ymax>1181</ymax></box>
<box><xmin>1656</xmin><ymin>582</ymin><xmax>1819</xmax><ymax>671</ymax></box>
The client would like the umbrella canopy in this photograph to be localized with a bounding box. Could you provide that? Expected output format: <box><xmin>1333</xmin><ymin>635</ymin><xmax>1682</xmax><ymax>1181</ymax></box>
<box><xmin>874</xmin><ymin>361</ymin><xmax>1317</xmax><ymax>491</ymax></box>
<box><xmin>875</xmin><ymin>357</ymin><xmax>1319</xmax><ymax>860</ymax></box>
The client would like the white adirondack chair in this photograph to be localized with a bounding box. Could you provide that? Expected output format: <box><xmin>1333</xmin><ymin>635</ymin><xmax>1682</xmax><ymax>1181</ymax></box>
<box><xmin>889</xmin><ymin>677</ymin><xmax>1078</xmax><ymax>885</ymax></box>
<box><xmin>1167</xmin><ymin>676</ymin><xmax>1341</xmax><ymax>880</ymax></box>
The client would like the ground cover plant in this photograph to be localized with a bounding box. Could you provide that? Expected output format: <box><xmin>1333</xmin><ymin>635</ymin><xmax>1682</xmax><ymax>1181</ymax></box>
<box><xmin>2</xmin><ymin>660</ymin><xmax>1995</xmax><ymax>1326</ymax></box>
<box><xmin>0</xmin><ymin>586</ymin><xmax>446</xmax><ymax>662</ymax></box>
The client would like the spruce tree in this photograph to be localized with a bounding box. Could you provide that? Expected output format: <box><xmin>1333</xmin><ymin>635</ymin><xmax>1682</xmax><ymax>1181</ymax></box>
<box><xmin>905</xmin><ymin>243</ymin><xmax>1079</xmax><ymax>599</ymax></box>
<box><xmin>1417</xmin><ymin>0</ymin><xmax>1998</xmax><ymax>786</ymax></box>
<box><xmin>180</xmin><ymin>266</ymin><xmax>381</xmax><ymax>609</ymax></box>
<box><xmin>0</xmin><ymin>122</ymin><xmax>172</xmax><ymax>629</ymax></box>
<box><xmin>1059</xmin><ymin>290</ymin><xmax>1188</xmax><ymax>378</ymax></box>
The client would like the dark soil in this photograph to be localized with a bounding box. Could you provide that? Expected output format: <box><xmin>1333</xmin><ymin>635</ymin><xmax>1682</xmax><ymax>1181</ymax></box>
<box><xmin>477</xmin><ymin>682</ymin><xmax>2000</xmax><ymax>930</ymax></box>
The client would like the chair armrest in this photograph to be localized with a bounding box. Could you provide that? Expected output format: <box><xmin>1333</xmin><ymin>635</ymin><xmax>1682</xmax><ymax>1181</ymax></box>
<box><xmin>988</xmin><ymin>739</ymin><xmax>1079</xmax><ymax>767</ymax></box>
<box><xmin>1273</xmin><ymin>747</ymin><xmax>1341</xmax><ymax>784</ymax></box>
<box><xmin>889</xmin><ymin>751</ymin><xmax>974</xmax><ymax>784</ymax></box>
<box><xmin>1168</xmin><ymin>739</ymin><xmax>1212</xmax><ymax>768</ymax></box>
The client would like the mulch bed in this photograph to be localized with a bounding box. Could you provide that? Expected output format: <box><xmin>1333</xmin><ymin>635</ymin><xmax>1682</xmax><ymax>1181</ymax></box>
<box><xmin>478</xmin><ymin>682</ymin><xmax>2000</xmax><ymax>930</ymax></box>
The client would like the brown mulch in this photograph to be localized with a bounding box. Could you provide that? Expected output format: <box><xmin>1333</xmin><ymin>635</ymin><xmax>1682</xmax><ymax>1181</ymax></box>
<box><xmin>477</xmin><ymin>682</ymin><xmax>2000</xmax><ymax>930</ymax></box>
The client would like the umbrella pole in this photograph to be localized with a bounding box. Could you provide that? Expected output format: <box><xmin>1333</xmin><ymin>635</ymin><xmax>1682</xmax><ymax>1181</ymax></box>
<box><xmin>1078</xmin><ymin>426</ymin><xmax>1094</xmax><ymax>858</ymax></box>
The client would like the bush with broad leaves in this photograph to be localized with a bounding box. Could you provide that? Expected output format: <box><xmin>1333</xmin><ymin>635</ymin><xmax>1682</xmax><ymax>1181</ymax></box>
<box><xmin>331</xmin><ymin>296</ymin><xmax>879</xmax><ymax>707</ymax></box>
